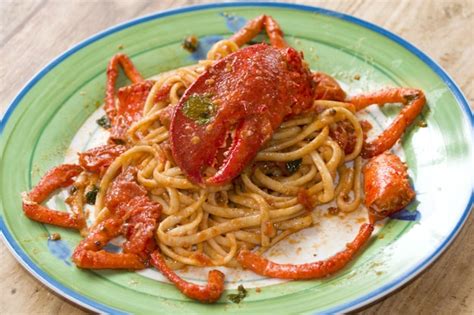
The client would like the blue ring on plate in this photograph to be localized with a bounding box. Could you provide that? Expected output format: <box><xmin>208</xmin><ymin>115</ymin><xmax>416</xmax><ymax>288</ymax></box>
<box><xmin>1</xmin><ymin>2</ymin><xmax>473</xmax><ymax>313</ymax></box>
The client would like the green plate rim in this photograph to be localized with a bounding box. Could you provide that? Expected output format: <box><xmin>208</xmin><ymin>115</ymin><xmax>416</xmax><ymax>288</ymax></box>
<box><xmin>1</xmin><ymin>2</ymin><xmax>473</xmax><ymax>314</ymax></box>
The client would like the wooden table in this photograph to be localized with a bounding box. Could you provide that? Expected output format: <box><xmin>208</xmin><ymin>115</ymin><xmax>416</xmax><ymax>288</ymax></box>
<box><xmin>1</xmin><ymin>1</ymin><xmax>472</xmax><ymax>313</ymax></box>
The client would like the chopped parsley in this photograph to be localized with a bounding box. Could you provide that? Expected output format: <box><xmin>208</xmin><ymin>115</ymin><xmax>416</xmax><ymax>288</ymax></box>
<box><xmin>182</xmin><ymin>35</ymin><xmax>199</xmax><ymax>53</ymax></box>
<box><xmin>96</xmin><ymin>115</ymin><xmax>111</xmax><ymax>129</ymax></box>
<box><xmin>183</xmin><ymin>95</ymin><xmax>216</xmax><ymax>125</ymax></box>
<box><xmin>85</xmin><ymin>185</ymin><xmax>99</xmax><ymax>205</ymax></box>
<box><xmin>227</xmin><ymin>285</ymin><xmax>247</xmax><ymax>304</ymax></box>
<box><xmin>285</xmin><ymin>159</ymin><xmax>302</xmax><ymax>174</ymax></box>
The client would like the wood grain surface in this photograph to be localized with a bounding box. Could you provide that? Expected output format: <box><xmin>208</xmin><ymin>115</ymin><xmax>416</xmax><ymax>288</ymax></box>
<box><xmin>0</xmin><ymin>0</ymin><xmax>472</xmax><ymax>314</ymax></box>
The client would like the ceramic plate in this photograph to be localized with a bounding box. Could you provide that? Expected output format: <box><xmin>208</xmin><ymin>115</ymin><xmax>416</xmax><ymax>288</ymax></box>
<box><xmin>1</xmin><ymin>2</ymin><xmax>473</xmax><ymax>314</ymax></box>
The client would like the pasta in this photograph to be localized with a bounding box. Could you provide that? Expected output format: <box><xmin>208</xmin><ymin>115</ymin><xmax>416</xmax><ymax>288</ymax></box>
<box><xmin>87</xmin><ymin>39</ymin><xmax>364</xmax><ymax>268</ymax></box>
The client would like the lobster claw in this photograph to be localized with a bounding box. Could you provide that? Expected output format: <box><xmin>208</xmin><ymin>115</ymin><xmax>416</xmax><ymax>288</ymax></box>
<box><xmin>170</xmin><ymin>104</ymin><xmax>273</xmax><ymax>185</ymax></box>
<box><xmin>170</xmin><ymin>44</ymin><xmax>313</xmax><ymax>185</ymax></box>
<box><xmin>363</xmin><ymin>152</ymin><xmax>415</xmax><ymax>222</ymax></box>
<box><xmin>171</xmin><ymin>110</ymin><xmax>273</xmax><ymax>186</ymax></box>
<box><xmin>206</xmin><ymin>114</ymin><xmax>273</xmax><ymax>185</ymax></box>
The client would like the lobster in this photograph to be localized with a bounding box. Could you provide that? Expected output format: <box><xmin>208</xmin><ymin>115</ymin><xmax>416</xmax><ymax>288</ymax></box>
<box><xmin>169</xmin><ymin>15</ymin><xmax>425</xmax><ymax>186</ymax></box>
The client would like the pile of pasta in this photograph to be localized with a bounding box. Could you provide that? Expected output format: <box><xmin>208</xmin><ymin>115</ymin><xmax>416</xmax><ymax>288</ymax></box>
<box><xmin>91</xmin><ymin>40</ymin><xmax>364</xmax><ymax>269</ymax></box>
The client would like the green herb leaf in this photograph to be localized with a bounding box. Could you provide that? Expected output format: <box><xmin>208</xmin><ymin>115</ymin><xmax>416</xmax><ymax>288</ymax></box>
<box><xmin>227</xmin><ymin>284</ymin><xmax>247</xmax><ymax>304</ymax></box>
<box><xmin>85</xmin><ymin>185</ymin><xmax>99</xmax><ymax>205</ymax></box>
<box><xmin>285</xmin><ymin>159</ymin><xmax>302</xmax><ymax>174</ymax></box>
<box><xmin>183</xmin><ymin>95</ymin><xmax>216</xmax><ymax>125</ymax></box>
<box><xmin>182</xmin><ymin>35</ymin><xmax>199</xmax><ymax>53</ymax></box>
<box><xmin>96</xmin><ymin>115</ymin><xmax>111</xmax><ymax>129</ymax></box>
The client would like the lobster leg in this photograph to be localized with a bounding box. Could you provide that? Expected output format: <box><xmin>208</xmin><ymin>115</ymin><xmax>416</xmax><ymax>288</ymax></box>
<box><xmin>229</xmin><ymin>15</ymin><xmax>265</xmax><ymax>47</ymax></box>
<box><xmin>150</xmin><ymin>251</ymin><xmax>225</xmax><ymax>303</ymax></box>
<box><xmin>350</xmin><ymin>88</ymin><xmax>426</xmax><ymax>158</ymax></box>
<box><xmin>28</xmin><ymin>164</ymin><xmax>82</xmax><ymax>203</ymax></box>
<box><xmin>229</xmin><ymin>15</ymin><xmax>287</xmax><ymax>48</ymax></box>
<box><xmin>263</xmin><ymin>15</ymin><xmax>287</xmax><ymax>48</ymax></box>
<box><xmin>72</xmin><ymin>215</ymin><xmax>145</xmax><ymax>269</ymax></box>
<box><xmin>105</xmin><ymin>53</ymin><xmax>144</xmax><ymax>123</ymax></box>
<box><xmin>22</xmin><ymin>164</ymin><xmax>85</xmax><ymax>229</ymax></box>
<box><xmin>237</xmin><ymin>223</ymin><xmax>374</xmax><ymax>279</ymax></box>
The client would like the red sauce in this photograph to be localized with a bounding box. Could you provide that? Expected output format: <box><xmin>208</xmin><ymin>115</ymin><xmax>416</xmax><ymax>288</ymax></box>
<box><xmin>360</xmin><ymin>120</ymin><xmax>373</xmax><ymax>132</ymax></box>
<box><xmin>154</xmin><ymin>84</ymin><xmax>172</xmax><ymax>103</ymax></box>
<box><xmin>192</xmin><ymin>252</ymin><xmax>213</xmax><ymax>266</ymax></box>
<box><xmin>157</xmin><ymin>105</ymin><xmax>173</xmax><ymax>129</ymax></box>
<box><xmin>297</xmin><ymin>188</ymin><xmax>313</xmax><ymax>211</ymax></box>
<box><xmin>264</xmin><ymin>221</ymin><xmax>275</xmax><ymax>237</ymax></box>
<box><xmin>329</xmin><ymin>120</ymin><xmax>357</xmax><ymax>154</ymax></box>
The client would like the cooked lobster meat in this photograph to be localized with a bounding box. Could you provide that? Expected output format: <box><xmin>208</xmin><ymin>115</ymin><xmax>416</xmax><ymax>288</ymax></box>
<box><xmin>72</xmin><ymin>167</ymin><xmax>161</xmax><ymax>269</ymax></box>
<box><xmin>169</xmin><ymin>15</ymin><xmax>425</xmax><ymax>186</ymax></box>
<box><xmin>363</xmin><ymin>151</ymin><xmax>416</xmax><ymax>221</ymax></box>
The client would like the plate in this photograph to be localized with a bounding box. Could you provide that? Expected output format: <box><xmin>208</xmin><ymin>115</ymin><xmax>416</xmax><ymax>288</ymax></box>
<box><xmin>1</xmin><ymin>2</ymin><xmax>473</xmax><ymax>314</ymax></box>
